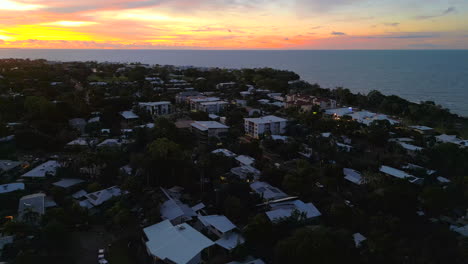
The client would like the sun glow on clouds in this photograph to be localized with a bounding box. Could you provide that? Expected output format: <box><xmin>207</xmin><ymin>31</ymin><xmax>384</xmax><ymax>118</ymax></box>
<box><xmin>1</xmin><ymin>0</ymin><xmax>43</xmax><ymax>11</ymax></box>
<box><xmin>0</xmin><ymin>0</ymin><xmax>466</xmax><ymax>49</ymax></box>
<box><xmin>41</xmin><ymin>21</ymin><xmax>99</xmax><ymax>27</ymax></box>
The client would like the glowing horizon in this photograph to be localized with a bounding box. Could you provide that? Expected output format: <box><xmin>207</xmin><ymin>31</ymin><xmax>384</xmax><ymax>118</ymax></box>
<box><xmin>0</xmin><ymin>0</ymin><xmax>467</xmax><ymax>49</ymax></box>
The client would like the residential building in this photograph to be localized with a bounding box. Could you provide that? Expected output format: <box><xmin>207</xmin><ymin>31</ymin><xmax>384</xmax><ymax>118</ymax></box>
<box><xmin>0</xmin><ymin>183</ymin><xmax>25</xmax><ymax>194</ymax></box>
<box><xmin>0</xmin><ymin>160</ymin><xmax>22</xmax><ymax>175</ymax></box>
<box><xmin>138</xmin><ymin>102</ymin><xmax>172</xmax><ymax>117</ymax></box>
<box><xmin>265</xmin><ymin>199</ymin><xmax>321</xmax><ymax>222</ymax></box>
<box><xmin>211</xmin><ymin>149</ymin><xmax>237</xmax><ymax>158</ymax></box>
<box><xmin>176</xmin><ymin>91</ymin><xmax>201</xmax><ymax>104</ymax></box>
<box><xmin>409</xmin><ymin>125</ymin><xmax>435</xmax><ymax>135</ymax></box>
<box><xmin>18</xmin><ymin>193</ymin><xmax>46</xmax><ymax>220</ymax></box>
<box><xmin>79</xmin><ymin>186</ymin><xmax>124</xmax><ymax>209</ymax></box>
<box><xmin>197</xmin><ymin>214</ymin><xmax>245</xmax><ymax>251</ymax></box>
<box><xmin>250</xmin><ymin>181</ymin><xmax>288</xmax><ymax>201</ymax></box>
<box><xmin>191</xmin><ymin>121</ymin><xmax>229</xmax><ymax>143</ymax></box>
<box><xmin>197</xmin><ymin>101</ymin><xmax>228</xmax><ymax>114</ymax></box>
<box><xmin>343</xmin><ymin>168</ymin><xmax>364</xmax><ymax>185</ymax></box>
<box><xmin>160</xmin><ymin>188</ymin><xmax>197</xmax><ymax>224</ymax></box>
<box><xmin>143</xmin><ymin>220</ymin><xmax>213</xmax><ymax>264</ymax></box>
<box><xmin>285</xmin><ymin>94</ymin><xmax>337</xmax><ymax>111</ymax></box>
<box><xmin>52</xmin><ymin>178</ymin><xmax>85</xmax><ymax>189</ymax></box>
<box><xmin>235</xmin><ymin>155</ymin><xmax>255</xmax><ymax>167</ymax></box>
<box><xmin>230</xmin><ymin>166</ymin><xmax>260</xmax><ymax>181</ymax></box>
<box><xmin>244</xmin><ymin>115</ymin><xmax>288</xmax><ymax>139</ymax></box>
<box><xmin>22</xmin><ymin>160</ymin><xmax>61</xmax><ymax>178</ymax></box>
<box><xmin>216</xmin><ymin>82</ymin><xmax>236</xmax><ymax>89</ymax></box>
<box><xmin>379</xmin><ymin>165</ymin><xmax>423</xmax><ymax>184</ymax></box>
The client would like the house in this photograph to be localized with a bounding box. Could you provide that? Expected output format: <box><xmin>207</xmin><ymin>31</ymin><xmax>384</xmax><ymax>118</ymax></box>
<box><xmin>120</xmin><ymin>110</ymin><xmax>139</xmax><ymax>127</ymax></box>
<box><xmin>66</xmin><ymin>137</ymin><xmax>99</xmax><ymax>148</ymax></box>
<box><xmin>138</xmin><ymin>102</ymin><xmax>172</xmax><ymax>117</ymax></box>
<box><xmin>216</xmin><ymin>82</ymin><xmax>236</xmax><ymax>89</ymax></box>
<box><xmin>397</xmin><ymin>142</ymin><xmax>424</xmax><ymax>155</ymax></box>
<box><xmin>211</xmin><ymin>149</ymin><xmax>237</xmax><ymax>158</ymax></box>
<box><xmin>188</xmin><ymin>97</ymin><xmax>221</xmax><ymax>110</ymax></box>
<box><xmin>325</xmin><ymin>107</ymin><xmax>354</xmax><ymax>117</ymax></box>
<box><xmin>22</xmin><ymin>160</ymin><xmax>61</xmax><ymax>178</ymax></box>
<box><xmin>197</xmin><ymin>101</ymin><xmax>228</xmax><ymax>114</ymax></box>
<box><xmin>18</xmin><ymin>193</ymin><xmax>46</xmax><ymax>219</ymax></box>
<box><xmin>250</xmin><ymin>181</ymin><xmax>288</xmax><ymax>201</ymax></box>
<box><xmin>79</xmin><ymin>186</ymin><xmax>123</xmax><ymax>209</ymax></box>
<box><xmin>265</xmin><ymin>199</ymin><xmax>321</xmax><ymax>222</ymax></box>
<box><xmin>379</xmin><ymin>165</ymin><xmax>423</xmax><ymax>184</ymax></box>
<box><xmin>235</xmin><ymin>155</ymin><xmax>255</xmax><ymax>167</ymax></box>
<box><xmin>160</xmin><ymin>188</ymin><xmax>197</xmax><ymax>224</ymax></box>
<box><xmin>197</xmin><ymin>214</ymin><xmax>245</xmax><ymax>251</ymax></box>
<box><xmin>191</xmin><ymin>121</ymin><xmax>229</xmax><ymax>143</ymax></box>
<box><xmin>244</xmin><ymin>115</ymin><xmax>288</xmax><ymax>139</ymax></box>
<box><xmin>409</xmin><ymin>125</ymin><xmax>435</xmax><ymax>135</ymax></box>
<box><xmin>0</xmin><ymin>183</ymin><xmax>25</xmax><ymax>194</ymax></box>
<box><xmin>176</xmin><ymin>91</ymin><xmax>201</xmax><ymax>104</ymax></box>
<box><xmin>0</xmin><ymin>160</ymin><xmax>22</xmax><ymax>175</ymax></box>
<box><xmin>343</xmin><ymin>168</ymin><xmax>364</xmax><ymax>185</ymax></box>
<box><xmin>436</xmin><ymin>134</ymin><xmax>468</xmax><ymax>148</ymax></box>
<box><xmin>52</xmin><ymin>178</ymin><xmax>85</xmax><ymax>189</ymax></box>
<box><xmin>353</xmin><ymin>233</ymin><xmax>367</xmax><ymax>247</ymax></box>
<box><xmin>97</xmin><ymin>139</ymin><xmax>130</xmax><ymax>148</ymax></box>
<box><xmin>285</xmin><ymin>94</ymin><xmax>337</xmax><ymax>111</ymax></box>
<box><xmin>230</xmin><ymin>166</ymin><xmax>260</xmax><ymax>181</ymax></box>
<box><xmin>143</xmin><ymin>220</ymin><xmax>214</xmax><ymax>264</ymax></box>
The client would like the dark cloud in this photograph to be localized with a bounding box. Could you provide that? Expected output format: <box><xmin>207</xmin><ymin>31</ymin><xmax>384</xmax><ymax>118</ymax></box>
<box><xmin>284</xmin><ymin>37</ymin><xmax>289</xmax><ymax>40</ymax></box>
<box><xmin>331</xmin><ymin>31</ymin><xmax>346</xmax><ymax>36</ymax></box>
<box><xmin>384</xmin><ymin>22</ymin><xmax>400</xmax><ymax>27</ymax></box>
<box><xmin>415</xmin><ymin>6</ymin><xmax>456</xmax><ymax>20</ymax></box>
<box><xmin>354</xmin><ymin>34</ymin><xmax>437</xmax><ymax>39</ymax></box>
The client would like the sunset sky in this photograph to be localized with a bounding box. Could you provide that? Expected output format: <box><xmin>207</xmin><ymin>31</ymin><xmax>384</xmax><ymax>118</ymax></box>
<box><xmin>0</xmin><ymin>0</ymin><xmax>467</xmax><ymax>49</ymax></box>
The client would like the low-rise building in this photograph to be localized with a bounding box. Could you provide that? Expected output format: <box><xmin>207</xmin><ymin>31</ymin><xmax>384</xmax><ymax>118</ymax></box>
<box><xmin>197</xmin><ymin>214</ymin><xmax>245</xmax><ymax>251</ymax></box>
<box><xmin>0</xmin><ymin>160</ymin><xmax>22</xmax><ymax>176</ymax></box>
<box><xmin>18</xmin><ymin>193</ymin><xmax>46</xmax><ymax>220</ymax></box>
<box><xmin>250</xmin><ymin>181</ymin><xmax>288</xmax><ymax>201</ymax></box>
<box><xmin>143</xmin><ymin>219</ymin><xmax>214</xmax><ymax>264</ymax></box>
<box><xmin>244</xmin><ymin>115</ymin><xmax>288</xmax><ymax>139</ymax></box>
<box><xmin>138</xmin><ymin>102</ymin><xmax>172</xmax><ymax>117</ymax></box>
<box><xmin>265</xmin><ymin>199</ymin><xmax>321</xmax><ymax>222</ymax></box>
<box><xmin>22</xmin><ymin>160</ymin><xmax>61</xmax><ymax>178</ymax></box>
<box><xmin>79</xmin><ymin>186</ymin><xmax>123</xmax><ymax>209</ymax></box>
<box><xmin>0</xmin><ymin>183</ymin><xmax>25</xmax><ymax>194</ymax></box>
<box><xmin>343</xmin><ymin>168</ymin><xmax>364</xmax><ymax>185</ymax></box>
<box><xmin>285</xmin><ymin>94</ymin><xmax>337</xmax><ymax>111</ymax></box>
<box><xmin>216</xmin><ymin>82</ymin><xmax>236</xmax><ymax>89</ymax></box>
<box><xmin>191</xmin><ymin>121</ymin><xmax>229</xmax><ymax>143</ymax></box>
<box><xmin>379</xmin><ymin>165</ymin><xmax>423</xmax><ymax>184</ymax></box>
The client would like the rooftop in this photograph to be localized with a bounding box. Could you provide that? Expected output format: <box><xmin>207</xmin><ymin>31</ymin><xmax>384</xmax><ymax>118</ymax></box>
<box><xmin>250</xmin><ymin>181</ymin><xmax>288</xmax><ymax>201</ymax></box>
<box><xmin>198</xmin><ymin>214</ymin><xmax>237</xmax><ymax>234</ymax></box>
<box><xmin>191</xmin><ymin>121</ymin><xmax>229</xmax><ymax>131</ymax></box>
<box><xmin>0</xmin><ymin>182</ymin><xmax>25</xmax><ymax>194</ymax></box>
<box><xmin>22</xmin><ymin>160</ymin><xmax>60</xmax><ymax>178</ymax></box>
<box><xmin>139</xmin><ymin>101</ymin><xmax>171</xmax><ymax>106</ymax></box>
<box><xmin>120</xmin><ymin>110</ymin><xmax>139</xmax><ymax>120</ymax></box>
<box><xmin>143</xmin><ymin>220</ymin><xmax>214</xmax><ymax>264</ymax></box>
<box><xmin>244</xmin><ymin>115</ymin><xmax>288</xmax><ymax>124</ymax></box>
<box><xmin>52</xmin><ymin>178</ymin><xmax>85</xmax><ymax>188</ymax></box>
<box><xmin>266</xmin><ymin>199</ymin><xmax>321</xmax><ymax>222</ymax></box>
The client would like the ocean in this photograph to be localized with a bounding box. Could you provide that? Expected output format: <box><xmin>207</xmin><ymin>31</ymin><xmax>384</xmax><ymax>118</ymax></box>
<box><xmin>1</xmin><ymin>49</ymin><xmax>467</xmax><ymax>117</ymax></box>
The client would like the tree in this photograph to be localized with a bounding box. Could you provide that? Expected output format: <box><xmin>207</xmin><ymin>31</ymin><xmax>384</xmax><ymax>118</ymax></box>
<box><xmin>275</xmin><ymin>226</ymin><xmax>357</xmax><ymax>264</ymax></box>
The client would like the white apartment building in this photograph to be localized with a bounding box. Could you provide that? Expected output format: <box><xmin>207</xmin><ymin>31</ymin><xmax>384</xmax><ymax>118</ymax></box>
<box><xmin>244</xmin><ymin>115</ymin><xmax>288</xmax><ymax>139</ymax></box>
<box><xmin>138</xmin><ymin>102</ymin><xmax>172</xmax><ymax>117</ymax></box>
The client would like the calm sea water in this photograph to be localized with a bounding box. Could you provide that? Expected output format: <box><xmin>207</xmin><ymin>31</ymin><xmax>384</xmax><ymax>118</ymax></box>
<box><xmin>1</xmin><ymin>49</ymin><xmax>467</xmax><ymax>116</ymax></box>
